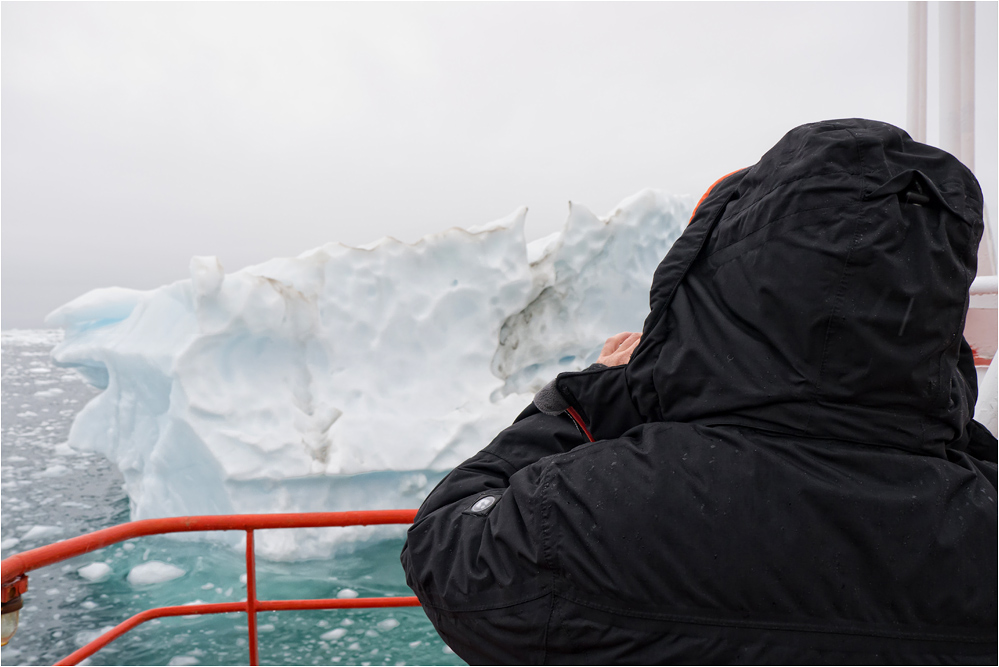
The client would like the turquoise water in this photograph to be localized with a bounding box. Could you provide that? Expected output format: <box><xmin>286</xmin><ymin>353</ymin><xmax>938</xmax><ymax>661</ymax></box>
<box><xmin>0</xmin><ymin>331</ymin><xmax>465</xmax><ymax>666</ymax></box>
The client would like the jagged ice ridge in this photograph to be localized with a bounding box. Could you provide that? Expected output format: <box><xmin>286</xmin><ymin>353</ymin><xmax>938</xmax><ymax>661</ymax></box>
<box><xmin>47</xmin><ymin>189</ymin><xmax>693</xmax><ymax>559</ymax></box>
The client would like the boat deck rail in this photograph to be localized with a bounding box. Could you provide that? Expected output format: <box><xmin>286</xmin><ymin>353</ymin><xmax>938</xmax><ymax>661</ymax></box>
<box><xmin>0</xmin><ymin>510</ymin><xmax>420</xmax><ymax>666</ymax></box>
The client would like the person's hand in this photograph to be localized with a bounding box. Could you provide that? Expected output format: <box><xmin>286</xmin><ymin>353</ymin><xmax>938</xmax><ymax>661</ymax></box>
<box><xmin>597</xmin><ymin>332</ymin><xmax>642</xmax><ymax>367</ymax></box>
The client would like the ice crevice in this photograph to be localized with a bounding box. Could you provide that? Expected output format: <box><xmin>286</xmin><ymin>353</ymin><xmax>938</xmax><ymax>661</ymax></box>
<box><xmin>46</xmin><ymin>189</ymin><xmax>693</xmax><ymax>559</ymax></box>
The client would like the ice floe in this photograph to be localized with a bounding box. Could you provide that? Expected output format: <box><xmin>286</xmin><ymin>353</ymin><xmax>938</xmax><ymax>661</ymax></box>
<box><xmin>127</xmin><ymin>561</ymin><xmax>186</xmax><ymax>586</ymax></box>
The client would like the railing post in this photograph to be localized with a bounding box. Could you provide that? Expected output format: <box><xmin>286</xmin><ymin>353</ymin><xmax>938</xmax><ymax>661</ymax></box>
<box><xmin>245</xmin><ymin>530</ymin><xmax>259</xmax><ymax>666</ymax></box>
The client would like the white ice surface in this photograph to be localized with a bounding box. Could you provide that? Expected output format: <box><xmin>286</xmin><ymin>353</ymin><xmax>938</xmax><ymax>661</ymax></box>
<box><xmin>376</xmin><ymin>618</ymin><xmax>400</xmax><ymax>632</ymax></box>
<box><xmin>21</xmin><ymin>525</ymin><xmax>64</xmax><ymax>542</ymax></box>
<box><xmin>47</xmin><ymin>189</ymin><xmax>692</xmax><ymax>559</ymax></box>
<box><xmin>127</xmin><ymin>560</ymin><xmax>186</xmax><ymax>586</ymax></box>
<box><xmin>75</xmin><ymin>625</ymin><xmax>116</xmax><ymax>648</ymax></box>
<box><xmin>77</xmin><ymin>562</ymin><xmax>113</xmax><ymax>583</ymax></box>
<box><xmin>1</xmin><ymin>329</ymin><xmax>64</xmax><ymax>347</ymax></box>
<box><xmin>167</xmin><ymin>656</ymin><xmax>199</xmax><ymax>666</ymax></box>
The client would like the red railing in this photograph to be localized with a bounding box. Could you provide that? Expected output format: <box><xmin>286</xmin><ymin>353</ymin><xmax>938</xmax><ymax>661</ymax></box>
<box><xmin>0</xmin><ymin>510</ymin><xmax>420</xmax><ymax>666</ymax></box>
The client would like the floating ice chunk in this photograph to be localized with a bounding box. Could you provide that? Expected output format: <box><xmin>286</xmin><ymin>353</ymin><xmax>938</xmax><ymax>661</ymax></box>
<box><xmin>376</xmin><ymin>618</ymin><xmax>400</xmax><ymax>632</ymax></box>
<box><xmin>443</xmin><ymin>645</ymin><xmax>455</xmax><ymax>655</ymax></box>
<box><xmin>34</xmin><ymin>387</ymin><xmax>65</xmax><ymax>397</ymax></box>
<box><xmin>168</xmin><ymin>657</ymin><xmax>199</xmax><ymax>666</ymax></box>
<box><xmin>321</xmin><ymin>628</ymin><xmax>348</xmax><ymax>641</ymax></box>
<box><xmin>257</xmin><ymin>623</ymin><xmax>275</xmax><ymax>633</ymax></box>
<box><xmin>35</xmin><ymin>464</ymin><xmax>69</xmax><ymax>479</ymax></box>
<box><xmin>340</xmin><ymin>618</ymin><xmax>355</xmax><ymax>626</ymax></box>
<box><xmin>75</xmin><ymin>626</ymin><xmax>115</xmax><ymax>647</ymax></box>
<box><xmin>21</xmin><ymin>525</ymin><xmax>63</xmax><ymax>541</ymax></box>
<box><xmin>0</xmin><ymin>538</ymin><xmax>21</xmax><ymax>551</ymax></box>
<box><xmin>127</xmin><ymin>561</ymin><xmax>186</xmax><ymax>586</ymax></box>
<box><xmin>347</xmin><ymin>642</ymin><xmax>362</xmax><ymax>651</ymax></box>
<box><xmin>408</xmin><ymin>640</ymin><xmax>422</xmax><ymax>648</ymax></box>
<box><xmin>81</xmin><ymin>601</ymin><xmax>98</xmax><ymax>609</ymax></box>
<box><xmin>336</xmin><ymin>588</ymin><xmax>359</xmax><ymax>599</ymax></box>
<box><xmin>53</xmin><ymin>443</ymin><xmax>77</xmax><ymax>457</ymax></box>
<box><xmin>77</xmin><ymin>563</ymin><xmax>113</xmax><ymax>583</ymax></box>
<box><xmin>1</xmin><ymin>329</ymin><xmax>64</xmax><ymax>347</ymax></box>
<box><xmin>398</xmin><ymin>474</ymin><xmax>428</xmax><ymax>496</ymax></box>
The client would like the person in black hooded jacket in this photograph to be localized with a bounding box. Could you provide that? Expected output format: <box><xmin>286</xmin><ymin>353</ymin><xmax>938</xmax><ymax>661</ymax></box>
<box><xmin>400</xmin><ymin>119</ymin><xmax>998</xmax><ymax>665</ymax></box>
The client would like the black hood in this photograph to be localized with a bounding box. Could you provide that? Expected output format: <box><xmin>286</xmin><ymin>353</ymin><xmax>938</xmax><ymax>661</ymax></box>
<box><xmin>626</xmin><ymin>119</ymin><xmax>985</xmax><ymax>455</ymax></box>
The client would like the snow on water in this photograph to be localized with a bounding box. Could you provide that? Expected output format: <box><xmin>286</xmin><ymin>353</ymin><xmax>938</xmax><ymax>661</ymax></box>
<box><xmin>45</xmin><ymin>189</ymin><xmax>692</xmax><ymax>559</ymax></box>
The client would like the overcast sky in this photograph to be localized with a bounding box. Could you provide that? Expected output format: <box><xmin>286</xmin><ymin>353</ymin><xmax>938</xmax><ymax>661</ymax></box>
<box><xmin>3</xmin><ymin>2</ymin><xmax>997</xmax><ymax>328</ymax></box>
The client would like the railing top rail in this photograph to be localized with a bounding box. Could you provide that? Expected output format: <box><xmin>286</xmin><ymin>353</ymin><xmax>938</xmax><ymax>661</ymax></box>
<box><xmin>1</xmin><ymin>509</ymin><xmax>418</xmax><ymax>585</ymax></box>
<box><xmin>970</xmin><ymin>275</ymin><xmax>998</xmax><ymax>295</ymax></box>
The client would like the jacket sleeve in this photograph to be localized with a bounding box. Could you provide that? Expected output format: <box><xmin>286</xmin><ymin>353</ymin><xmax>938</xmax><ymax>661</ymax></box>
<box><xmin>555</xmin><ymin>364</ymin><xmax>646</xmax><ymax>441</ymax></box>
<box><xmin>399</xmin><ymin>402</ymin><xmax>585</xmax><ymax>664</ymax></box>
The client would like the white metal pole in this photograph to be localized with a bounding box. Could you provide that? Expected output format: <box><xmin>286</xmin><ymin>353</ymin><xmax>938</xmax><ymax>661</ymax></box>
<box><xmin>939</xmin><ymin>1</ymin><xmax>962</xmax><ymax>159</ymax></box>
<box><xmin>938</xmin><ymin>2</ymin><xmax>994</xmax><ymax>274</ymax></box>
<box><xmin>907</xmin><ymin>2</ymin><xmax>927</xmax><ymax>142</ymax></box>
<box><xmin>975</xmin><ymin>355</ymin><xmax>998</xmax><ymax>437</ymax></box>
<box><xmin>959</xmin><ymin>1</ymin><xmax>975</xmax><ymax>171</ymax></box>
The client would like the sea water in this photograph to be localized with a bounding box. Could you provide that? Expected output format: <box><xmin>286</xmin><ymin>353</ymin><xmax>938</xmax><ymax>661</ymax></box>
<box><xmin>0</xmin><ymin>331</ymin><xmax>464</xmax><ymax>666</ymax></box>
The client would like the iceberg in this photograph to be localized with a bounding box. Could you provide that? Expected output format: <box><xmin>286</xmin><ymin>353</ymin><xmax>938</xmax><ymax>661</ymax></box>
<box><xmin>47</xmin><ymin>189</ymin><xmax>693</xmax><ymax>558</ymax></box>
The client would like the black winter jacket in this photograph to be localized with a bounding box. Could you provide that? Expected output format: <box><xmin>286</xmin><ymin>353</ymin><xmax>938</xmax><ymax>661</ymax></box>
<box><xmin>401</xmin><ymin>119</ymin><xmax>998</xmax><ymax>664</ymax></box>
